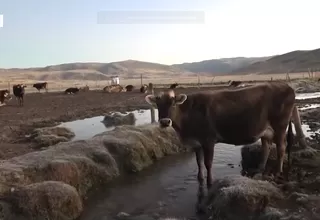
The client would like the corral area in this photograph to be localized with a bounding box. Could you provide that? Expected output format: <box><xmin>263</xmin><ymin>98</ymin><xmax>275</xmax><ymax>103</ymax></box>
<box><xmin>0</xmin><ymin>79</ymin><xmax>320</xmax><ymax>220</ymax></box>
<box><xmin>0</xmin><ymin>85</ymin><xmax>233</xmax><ymax>157</ymax></box>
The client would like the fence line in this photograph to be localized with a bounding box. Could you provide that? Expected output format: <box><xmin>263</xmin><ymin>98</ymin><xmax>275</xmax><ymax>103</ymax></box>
<box><xmin>0</xmin><ymin>71</ymin><xmax>319</xmax><ymax>93</ymax></box>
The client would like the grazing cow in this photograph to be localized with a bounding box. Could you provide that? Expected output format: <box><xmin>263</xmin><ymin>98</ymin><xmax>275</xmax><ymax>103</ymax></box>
<box><xmin>0</xmin><ymin>89</ymin><xmax>10</xmax><ymax>106</ymax></box>
<box><xmin>169</xmin><ymin>83</ymin><xmax>179</xmax><ymax>89</ymax></box>
<box><xmin>79</xmin><ymin>85</ymin><xmax>89</xmax><ymax>92</ymax></box>
<box><xmin>228</xmin><ymin>80</ymin><xmax>242</xmax><ymax>87</ymax></box>
<box><xmin>13</xmin><ymin>84</ymin><xmax>27</xmax><ymax>106</ymax></box>
<box><xmin>103</xmin><ymin>85</ymin><xmax>126</xmax><ymax>93</ymax></box>
<box><xmin>65</xmin><ymin>87</ymin><xmax>80</xmax><ymax>94</ymax></box>
<box><xmin>140</xmin><ymin>84</ymin><xmax>148</xmax><ymax>93</ymax></box>
<box><xmin>33</xmin><ymin>82</ymin><xmax>48</xmax><ymax>92</ymax></box>
<box><xmin>125</xmin><ymin>85</ymin><xmax>134</xmax><ymax>92</ymax></box>
<box><xmin>145</xmin><ymin>82</ymin><xmax>307</xmax><ymax>189</ymax></box>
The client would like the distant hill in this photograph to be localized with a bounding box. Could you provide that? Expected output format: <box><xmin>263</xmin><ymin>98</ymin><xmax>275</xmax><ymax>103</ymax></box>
<box><xmin>172</xmin><ymin>57</ymin><xmax>271</xmax><ymax>75</ymax></box>
<box><xmin>1</xmin><ymin>48</ymin><xmax>320</xmax><ymax>80</ymax></box>
<box><xmin>0</xmin><ymin>60</ymin><xmax>193</xmax><ymax>81</ymax></box>
<box><xmin>232</xmin><ymin>48</ymin><xmax>320</xmax><ymax>74</ymax></box>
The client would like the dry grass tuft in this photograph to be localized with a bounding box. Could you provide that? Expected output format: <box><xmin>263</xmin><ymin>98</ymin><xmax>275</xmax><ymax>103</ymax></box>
<box><xmin>0</xmin><ymin>124</ymin><xmax>185</xmax><ymax>219</ymax></box>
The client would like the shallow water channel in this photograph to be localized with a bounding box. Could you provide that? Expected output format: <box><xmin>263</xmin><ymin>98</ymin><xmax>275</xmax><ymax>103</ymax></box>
<box><xmin>58</xmin><ymin>92</ymin><xmax>320</xmax><ymax>220</ymax></box>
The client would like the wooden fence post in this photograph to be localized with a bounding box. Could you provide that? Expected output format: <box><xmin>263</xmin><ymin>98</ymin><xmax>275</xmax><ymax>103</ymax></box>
<box><xmin>148</xmin><ymin>82</ymin><xmax>155</xmax><ymax>123</ymax></box>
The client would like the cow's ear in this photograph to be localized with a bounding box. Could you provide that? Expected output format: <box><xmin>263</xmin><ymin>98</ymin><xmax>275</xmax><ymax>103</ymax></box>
<box><xmin>145</xmin><ymin>95</ymin><xmax>157</xmax><ymax>105</ymax></box>
<box><xmin>175</xmin><ymin>94</ymin><xmax>187</xmax><ymax>105</ymax></box>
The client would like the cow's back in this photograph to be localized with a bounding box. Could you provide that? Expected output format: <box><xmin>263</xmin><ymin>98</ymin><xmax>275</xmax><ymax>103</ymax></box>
<box><xmin>176</xmin><ymin>82</ymin><xmax>295</xmax><ymax>143</ymax></box>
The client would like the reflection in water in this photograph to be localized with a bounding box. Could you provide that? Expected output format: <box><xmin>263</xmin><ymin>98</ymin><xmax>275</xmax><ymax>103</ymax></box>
<box><xmin>296</xmin><ymin>92</ymin><xmax>320</xmax><ymax>100</ymax></box>
<box><xmin>298</xmin><ymin>104</ymin><xmax>320</xmax><ymax>111</ymax></box>
<box><xmin>57</xmin><ymin>109</ymin><xmax>159</xmax><ymax>141</ymax></box>
<box><xmin>80</xmin><ymin>144</ymin><xmax>242</xmax><ymax>220</ymax></box>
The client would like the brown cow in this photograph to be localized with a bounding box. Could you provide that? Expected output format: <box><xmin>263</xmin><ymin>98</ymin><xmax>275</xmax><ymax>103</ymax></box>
<box><xmin>125</xmin><ymin>85</ymin><xmax>134</xmax><ymax>92</ymax></box>
<box><xmin>145</xmin><ymin>82</ymin><xmax>307</xmax><ymax>188</ymax></box>
<box><xmin>0</xmin><ymin>89</ymin><xmax>11</xmax><ymax>106</ymax></box>
<box><xmin>140</xmin><ymin>84</ymin><xmax>148</xmax><ymax>93</ymax></box>
<box><xmin>103</xmin><ymin>85</ymin><xmax>126</xmax><ymax>93</ymax></box>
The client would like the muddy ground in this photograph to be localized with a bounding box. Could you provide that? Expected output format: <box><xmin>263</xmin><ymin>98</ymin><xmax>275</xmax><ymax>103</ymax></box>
<box><xmin>0</xmin><ymin>86</ymin><xmax>235</xmax><ymax>160</ymax></box>
<box><xmin>0</xmin><ymin>84</ymin><xmax>319</xmax><ymax>160</ymax></box>
<box><xmin>0</xmin><ymin>82</ymin><xmax>320</xmax><ymax>220</ymax></box>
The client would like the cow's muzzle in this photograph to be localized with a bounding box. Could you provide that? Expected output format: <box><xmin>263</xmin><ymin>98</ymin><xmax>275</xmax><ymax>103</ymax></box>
<box><xmin>159</xmin><ymin>118</ymin><xmax>172</xmax><ymax>128</ymax></box>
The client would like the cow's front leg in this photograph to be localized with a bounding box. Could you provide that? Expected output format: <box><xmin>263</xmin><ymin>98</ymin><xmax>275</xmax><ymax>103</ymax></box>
<box><xmin>195</xmin><ymin>147</ymin><xmax>204</xmax><ymax>187</ymax></box>
<box><xmin>202</xmin><ymin>143</ymin><xmax>215</xmax><ymax>189</ymax></box>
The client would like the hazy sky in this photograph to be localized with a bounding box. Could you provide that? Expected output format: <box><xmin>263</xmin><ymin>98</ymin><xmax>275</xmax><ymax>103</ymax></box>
<box><xmin>0</xmin><ymin>0</ymin><xmax>319</xmax><ymax>68</ymax></box>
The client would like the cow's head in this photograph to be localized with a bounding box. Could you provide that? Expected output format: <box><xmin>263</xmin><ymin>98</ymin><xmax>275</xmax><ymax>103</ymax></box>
<box><xmin>3</xmin><ymin>90</ymin><xmax>9</xmax><ymax>97</ymax></box>
<box><xmin>145</xmin><ymin>90</ymin><xmax>187</xmax><ymax>128</ymax></box>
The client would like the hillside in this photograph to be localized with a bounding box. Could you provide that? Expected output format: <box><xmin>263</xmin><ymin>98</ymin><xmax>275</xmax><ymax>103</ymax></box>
<box><xmin>1</xmin><ymin>47</ymin><xmax>320</xmax><ymax>80</ymax></box>
<box><xmin>0</xmin><ymin>60</ymin><xmax>193</xmax><ymax>81</ymax></box>
<box><xmin>172</xmin><ymin>56</ymin><xmax>271</xmax><ymax>75</ymax></box>
<box><xmin>232</xmin><ymin>48</ymin><xmax>320</xmax><ymax>74</ymax></box>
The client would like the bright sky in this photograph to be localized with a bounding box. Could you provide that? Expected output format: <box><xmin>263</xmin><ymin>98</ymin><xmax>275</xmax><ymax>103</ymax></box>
<box><xmin>0</xmin><ymin>0</ymin><xmax>319</xmax><ymax>68</ymax></box>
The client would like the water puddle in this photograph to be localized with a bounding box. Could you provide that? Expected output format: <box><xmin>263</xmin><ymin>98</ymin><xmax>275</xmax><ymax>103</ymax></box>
<box><xmin>71</xmin><ymin>109</ymin><xmax>319</xmax><ymax>220</ymax></box>
<box><xmin>79</xmin><ymin>143</ymin><xmax>242</xmax><ymax>220</ymax></box>
<box><xmin>296</xmin><ymin>92</ymin><xmax>320</xmax><ymax>100</ymax></box>
<box><xmin>298</xmin><ymin>104</ymin><xmax>320</xmax><ymax>111</ymax></box>
<box><xmin>57</xmin><ymin>109</ymin><xmax>158</xmax><ymax>141</ymax></box>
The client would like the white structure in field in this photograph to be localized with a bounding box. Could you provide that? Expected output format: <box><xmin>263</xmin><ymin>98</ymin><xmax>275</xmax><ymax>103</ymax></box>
<box><xmin>111</xmin><ymin>76</ymin><xmax>120</xmax><ymax>85</ymax></box>
<box><xmin>0</xmin><ymin>15</ymin><xmax>3</xmax><ymax>28</ymax></box>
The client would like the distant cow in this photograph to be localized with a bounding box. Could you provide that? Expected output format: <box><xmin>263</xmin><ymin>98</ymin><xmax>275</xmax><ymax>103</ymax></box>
<box><xmin>13</xmin><ymin>84</ymin><xmax>27</xmax><ymax>106</ymax></box>
<box><xmin>125</xmin><ymin>85</ymin><xmax>134</xmax><ymax>92</ymax></box>
<box><xmin>0</xmin><ymin>89</ymin><xmax>10</xmax><ymax>106</ymax></box>
<box><xmin>228</xmin><ymin>80</ymin><xmax>242</xmax><ymax>87</ymax></box>
<box><xmin>140</xmin><ymin>84</ymin><xmax>148</xmax><ymax>93</ymax></box>
<box><xmin>79</xmin><ymin>85</ymin><xmax>89</xmax><ymax>92</ymax></box>
<box><xmin>65</xmin><ymin>87</ymin><xmax>80</xmax><ymax>94</ymax></box>
<box><xmin>145</xmin><ymin>82</ymin><xmax>307</xmax><ymax>191</ymax></box>
<box><xmin>169</xmin><ymin>83</ymin><xmax>179</xmax><ymax>89</ymax></box>
<box><xmin>33</xmin><ymin>82</ymin><xmax>48</xmax><ymax>92</ymax></box>
<box><xmin>103</xmin><ymin>85</ymin><xmax>126</xmax><ymax>93</ymax></box>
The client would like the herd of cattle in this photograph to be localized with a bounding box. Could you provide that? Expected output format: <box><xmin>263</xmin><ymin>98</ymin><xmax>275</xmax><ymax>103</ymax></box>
<box><xmin>0</xmin><ymin>80</ymin><xmax>244</xmax><ymax>107</ymax></box>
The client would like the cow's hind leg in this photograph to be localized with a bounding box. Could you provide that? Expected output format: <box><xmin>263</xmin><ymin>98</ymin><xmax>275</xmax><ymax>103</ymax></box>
<box><xmin>274</xmin><ymin>128</ymin><xmax>287</xmax><ymax>179</ymax></box>
<box><xmin>203</xmin><ymin>144</ymin><xmax>214</xmax><ymax>189</ymax></box>
<box><xmin>258</xmin><ymin>137</ymin><xmax>271</xmax><ymax>175</ymax></box>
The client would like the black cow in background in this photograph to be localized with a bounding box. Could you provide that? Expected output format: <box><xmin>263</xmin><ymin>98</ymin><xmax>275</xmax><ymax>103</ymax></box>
<box><xmin>33</xmin><ymin>82</ymin><xmax>48</xmax><ymax>93</ymax></box>
<box><xmin>65</xmin><ymin>87</ymin><xmax>80</xmax><ymax>94</ymax></box>
<box><xmin>13</xmin><ymin>84</ymin><xmax>27</xmax><ymax>106</ymax></box>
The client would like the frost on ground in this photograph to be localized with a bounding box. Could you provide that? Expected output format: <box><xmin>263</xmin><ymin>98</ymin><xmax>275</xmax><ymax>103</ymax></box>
<box><xmin>0</xmin><ymin>124</ymin><xmax>185</xmax><ymax>220</ymax></box>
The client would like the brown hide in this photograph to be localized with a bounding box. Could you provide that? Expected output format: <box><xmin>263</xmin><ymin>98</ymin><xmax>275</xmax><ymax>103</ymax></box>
<box><xmin>147</xmin><ymin>82</ymin><xmax>295</xmax><ymax>144</ymax></box>
<box><xmin>146</xmin><ymin>82</ymin><xmax>300</xmax><ymax>189</ymax></box>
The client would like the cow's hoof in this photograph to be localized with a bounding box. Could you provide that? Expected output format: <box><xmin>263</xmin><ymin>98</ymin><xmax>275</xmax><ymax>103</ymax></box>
<box><xmin>195</xmin><ymin>203</ymin><xmax>206</xmax><ymax>214</ymax></box>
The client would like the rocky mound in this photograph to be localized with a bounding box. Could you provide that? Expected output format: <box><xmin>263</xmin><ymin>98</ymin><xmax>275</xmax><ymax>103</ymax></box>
<box><xmin>0</xmin><ymin>124</ymin><xmax>186</xmax><ymax>220</ymax></box>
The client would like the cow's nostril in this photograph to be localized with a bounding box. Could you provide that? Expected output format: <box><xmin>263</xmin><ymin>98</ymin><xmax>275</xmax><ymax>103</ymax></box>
<box><xmin>159</xmin><ymin>118</ymin><xmax>172</xmax><ymax>127</ymax></box>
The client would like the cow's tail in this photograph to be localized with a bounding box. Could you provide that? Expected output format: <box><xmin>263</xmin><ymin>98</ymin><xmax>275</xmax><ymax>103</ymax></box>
<box><xmin>286</xmin><ymin>120</ymin><xmax>294</xmax><ymax>178</ymax></box>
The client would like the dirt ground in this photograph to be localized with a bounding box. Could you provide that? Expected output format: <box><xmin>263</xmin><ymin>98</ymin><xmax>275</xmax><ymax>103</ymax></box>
<box><xmin>0</xmin><ymin>86</ymin><xmax>230</xmax><ymax>160</ymax></box>
<box><xmin>0</xmin><ymin>83</ymin><xmax>319</xmax><ymax>160</ymax></box>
